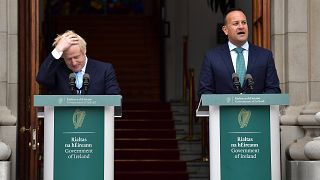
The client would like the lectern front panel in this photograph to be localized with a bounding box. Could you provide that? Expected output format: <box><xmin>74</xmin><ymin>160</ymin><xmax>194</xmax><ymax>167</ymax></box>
<box><xmin>54</xmin><ymin>107</ymin><xmax>104</xmax><ymax>180</ymax></box>
<box><xmin>220</xmin><ymin>106</ymin><xmax>271</xmax><ymax>180</ymax></box>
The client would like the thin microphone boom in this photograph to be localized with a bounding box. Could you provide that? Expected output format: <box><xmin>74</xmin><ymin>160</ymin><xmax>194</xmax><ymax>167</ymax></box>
<box><xmin>69</xmin><ymin>73</ymin><xmax>77</xmax><ymax>95</ymax></box>
<box><xmin>232</xmin><ymin>73</ymin><xmax>241</xmax><ymax>93</ymax></box>
<box><xmin>245</xmin><ymin>74</ymin><xmax>254</xmax><ymax>93</ymax></box>
<box><xmin>82</xmin><ymin>73</ymin><xmax>90</xmax><ymax>95</ymax></box>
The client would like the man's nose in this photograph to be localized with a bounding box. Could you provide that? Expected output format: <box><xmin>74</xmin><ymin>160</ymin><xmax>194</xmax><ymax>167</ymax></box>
<box><xmin>71</xmin><ymin>59</ymin><xmax>77</xmax><ymax>66</ymax></box>
<box><xmin>238</xmin><ymin>24</ymin><xmax>244</xmax><ymax>29</ymax></box>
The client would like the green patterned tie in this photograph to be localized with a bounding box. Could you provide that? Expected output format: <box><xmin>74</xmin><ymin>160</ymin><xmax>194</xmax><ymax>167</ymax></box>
<box><xmin>234</xmin><ymin>47</ymin><xmax>246</xmax><ymax>86</ymax></box>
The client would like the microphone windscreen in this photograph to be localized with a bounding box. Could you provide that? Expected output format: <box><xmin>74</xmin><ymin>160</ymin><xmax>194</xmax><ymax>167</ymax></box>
<box><xmin>83</xmin><ymin>73</ymin><xmax>90</xmax><ymax>80</ymax></box>
<box><xmin>69</xmin><ymin>73</ymin><xmax>76</xmax><ymax>80</ymax></box>
<box><xmin>232</xmin><ymin>73</ymin><xmax>239</xmax><ymax>79</ymax></box>
<box><xmin>245</xmin><ymin>74</ymin><xmax>253</xmax><ymax>80</ymax></box>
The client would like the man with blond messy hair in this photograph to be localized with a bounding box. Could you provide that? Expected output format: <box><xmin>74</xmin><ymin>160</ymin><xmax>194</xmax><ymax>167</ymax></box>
<box><xmin>36</xmin><ymin>30</ymin><xmax>121</xmax><ymax>95</ymax></box>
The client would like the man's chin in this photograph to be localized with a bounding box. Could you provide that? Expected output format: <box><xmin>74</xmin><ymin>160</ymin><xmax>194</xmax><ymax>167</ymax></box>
<box><xmin>237</xmin><ymin>38</ymin><xmax>247</xmax><ymax>44</ymax></box>
<box><xmin>70</xmin><ymin>69</ymin><xmax>79</xmax><ymax>72</ymax></box>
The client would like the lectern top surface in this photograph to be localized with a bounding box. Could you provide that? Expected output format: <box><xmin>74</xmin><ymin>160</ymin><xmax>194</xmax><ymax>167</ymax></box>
<box><xmin>34</xmin><ymin>95</ymin><xmax>122</xmax><ymax>107</ymax></box>
<box><xmin>200</xmin><ymin>94</ymin><xmax>289</xmax><ymax>106</ymax></box>
<box><xmin>196</xmin><ymin>94</ymin><xmax>289</xmax><ymax>117</ymax></box>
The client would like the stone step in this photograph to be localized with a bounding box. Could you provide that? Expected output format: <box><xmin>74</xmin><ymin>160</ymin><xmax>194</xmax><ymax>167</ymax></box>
<box><xmin>115</xmin><ymin>139</ymin><xmax>178</xmax><ymax>149</ymax></box>
<box><xmin>187</xmin><ymin>161</ymin><xmax>210</xmax><ymax>179</ymax></box>
<box><xmin>116</xmin><ymin>129</ymin><xmax>176</xmax><ymax>139</ymax></box>
<box><xmin>175</xmin><ymin>123</ymin><xmax>203</xmax><ymax>136</ymax></box>
<box><xmin>115</xmin><ymin>149</ymin><xmax>181</xmax><ymax>160</ymax></box>
<box><xmin>171</xmin><ymin>102</ymin><xmax>209</xmax><ymax>180</ymax></box>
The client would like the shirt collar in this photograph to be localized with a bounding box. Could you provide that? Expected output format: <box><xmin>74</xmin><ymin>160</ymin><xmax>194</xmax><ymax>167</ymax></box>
<box><xmin>228</xmin><ymin>41</ymin><xmax>249</xmax><ymax>52</ymax></box>
<box><xmin>79</xmin><ymin>56</ymin><xmax>88</xmax><ymax>73</ymax></box>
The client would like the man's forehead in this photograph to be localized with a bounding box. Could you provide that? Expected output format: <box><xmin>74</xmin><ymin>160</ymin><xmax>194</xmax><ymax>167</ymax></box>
<box><xmin>230</xmin><ymin>19</ymin><xmax>247</xmax><ymax>22</ymax></box>
<box><xmin>227</xmin><ymin>16</ymin><xmax>247</xmax><ymax>24</ymax></box>
<box><xmin>227</xmin><ymin>11</ymin><xmax>246</xmax><ymax>18</ymax></box>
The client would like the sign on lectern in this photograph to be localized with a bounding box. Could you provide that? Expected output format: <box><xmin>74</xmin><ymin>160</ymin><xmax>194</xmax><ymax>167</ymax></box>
<box><xmin>34</xmin><ymin>95</ymin><xmax>122</xmax><ymax>180</ymax></box>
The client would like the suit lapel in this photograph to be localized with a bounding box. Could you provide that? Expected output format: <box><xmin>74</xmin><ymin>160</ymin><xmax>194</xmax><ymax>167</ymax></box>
<box><xmin>84</xmin><ymin>58</ymin><xmax>95</xmax><ymax>78</ymax></box>
<box><xmin>62</xmin><ymin>63</ymin><xmax>73</xmax><ymax>79</ymax></box>
<box><xmin>220</xmin><ymin>44</ymin><xmax>235</xmax><ymax>75</ymax></box>
<box><xmin>247</xmin><ymin>43</ymin><xmax>257</xmax><ymax>74</ymax></box>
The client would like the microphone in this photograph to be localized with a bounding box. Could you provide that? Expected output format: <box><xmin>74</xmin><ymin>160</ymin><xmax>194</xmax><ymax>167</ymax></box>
<box><xmin>69</xmin><ymin>73</ymin><xmax>77</xmax><ymax>95</ymax></box>
<box><xmin>82</xmin><ymin>73</ymin><xmax>90</xmax><ymax>95</ymax></box>
<box><xmin>245</xmin><ymin>74</ymin><xmax>254</xmax><ymax>93</ymax></box>
<box><xmin>232</xmin><ymin>73</ymin><xmax>242</xmax><ymax>93</ymax></box>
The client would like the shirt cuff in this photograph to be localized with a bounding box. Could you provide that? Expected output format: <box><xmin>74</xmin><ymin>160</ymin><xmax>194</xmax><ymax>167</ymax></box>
<box><xmin>51</xmin><ymin>49</ymin><xmax>63</xmax><ymax>59</ymax></box>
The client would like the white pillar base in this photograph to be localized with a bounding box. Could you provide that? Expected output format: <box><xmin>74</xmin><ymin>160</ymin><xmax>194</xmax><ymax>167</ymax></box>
<box><xmin>287</xmin><ymin>161</ymin><xmax>320</xmax><ymax>180</ymax></box>
<box><xmin>0</xmin><ymin>161</ymin><xmax>11</xmax><ymax>180</ymax></box>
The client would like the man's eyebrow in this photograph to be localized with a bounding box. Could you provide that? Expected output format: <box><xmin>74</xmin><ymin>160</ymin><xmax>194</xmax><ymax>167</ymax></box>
<box><xmin>231</xmin><ymin>19</ymin><xmax>246</xmax><ymax>23</ymax></box>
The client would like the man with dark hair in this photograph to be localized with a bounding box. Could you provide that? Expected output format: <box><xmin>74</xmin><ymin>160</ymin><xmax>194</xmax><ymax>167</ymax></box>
<box><xmin>198</xmin><ymin>8</ymin><xmax>281</xmax><ymax>96</ymax></box>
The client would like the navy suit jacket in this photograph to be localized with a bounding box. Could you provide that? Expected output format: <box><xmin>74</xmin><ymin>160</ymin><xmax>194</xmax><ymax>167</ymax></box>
<box><xmin>36</xmin><ymin>54</ymin><xmax>121</xmax><ymax>95</ymax></box>
<box><xmin>198</xmin><ymin>42</ymin><xmax>281</xmax><ymax>97</ymax></box>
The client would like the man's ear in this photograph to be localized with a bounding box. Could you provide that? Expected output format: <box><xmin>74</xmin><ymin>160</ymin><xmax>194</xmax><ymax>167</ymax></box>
<box><xmin>222</xmin><ymin>25</ymin><xmax>228</xmax><ymax>35</ymax></box>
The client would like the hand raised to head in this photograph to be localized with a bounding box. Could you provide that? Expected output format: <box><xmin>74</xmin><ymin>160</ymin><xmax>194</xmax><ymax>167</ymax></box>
<box><xmin>55</xmin><ymin>33</ymin><xmax>79</xmax><ymax>53</ymax></box>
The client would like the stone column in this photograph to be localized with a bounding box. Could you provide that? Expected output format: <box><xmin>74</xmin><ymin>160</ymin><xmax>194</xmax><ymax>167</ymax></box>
<box><xmin>304</xmin><ymin>112</ymin><xmax>320</xmax><ymax>160</ymax></box>
<box><xmin>0</xmin><ymin>106</ymin><xmax>16</xmax><ymax>180</ymax></box>
<box><xmin>0</xmin><ymin>0</ymin><xmax>18</xmax><ymax>179</ymax></box>
<box><xmin>0</xmin><ymin>141</ymin><xmax>11</xmax><ymax>180</ymax></box>
<box><xmin>282</xmin><ymin>102</ymin><xmax>320</xmax><ymax>180</ymax></box>
<box><xmin>310</xmin><ymin>0</ymin><xmax>320</xmax><ymax>101</ymax></box>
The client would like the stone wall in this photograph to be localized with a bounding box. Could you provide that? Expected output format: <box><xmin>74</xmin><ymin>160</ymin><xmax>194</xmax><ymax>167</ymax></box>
<box><xmin>0</xmin><ymin>0</ymin><xmax>18</xmax><ymax>179</ymax></box>
<box><xmin>0</xmin><ymin>107</ymin><xmax>16</xmax><ymax>180</ymax></box>
<box><xmin>272</xmin><ymin>0</ymin><xmax>320</xmax><ymax>179</ymax></box>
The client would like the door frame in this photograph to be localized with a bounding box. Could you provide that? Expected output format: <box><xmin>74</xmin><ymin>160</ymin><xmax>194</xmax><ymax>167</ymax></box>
<box><xmin>17</xmin><ymin>0</ymin><xmax>40</xmax><ymax>179</ymax></box>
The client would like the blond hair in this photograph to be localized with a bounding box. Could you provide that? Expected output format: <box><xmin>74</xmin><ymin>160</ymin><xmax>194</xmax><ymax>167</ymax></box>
<box><xmin>52</xmin><ymin>30</ymin><xmax>87</xmax><ymax>53</ymax></box>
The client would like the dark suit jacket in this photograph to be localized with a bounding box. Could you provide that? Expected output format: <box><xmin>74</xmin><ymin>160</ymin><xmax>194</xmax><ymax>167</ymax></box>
<box><xmin>36</xmin><ymin>54</ymin><xmax>121</xmax><ymax>95</ymax></box>
<box><xmin>198</xmin><ymin>42</ymin><xmax>281</xmax><ymax>97</ymax></box>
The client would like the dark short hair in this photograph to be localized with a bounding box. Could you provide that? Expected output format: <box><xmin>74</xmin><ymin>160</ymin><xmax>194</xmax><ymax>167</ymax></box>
<box><xmin>224</xmin><ymin>8</ymin><xmax>247</xmax><ymax>24</ymax></box>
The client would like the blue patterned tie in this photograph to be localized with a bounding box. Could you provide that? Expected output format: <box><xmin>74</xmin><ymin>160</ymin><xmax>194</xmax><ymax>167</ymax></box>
<box><xmin>234</xmin><ymin>47</ymin><xmax>246</xmax><ymax>86</ymax></box>
<box><xmin>75</xmin><ymin>71</ymin><xmax>83</xmax><ymax>90</ymax></box>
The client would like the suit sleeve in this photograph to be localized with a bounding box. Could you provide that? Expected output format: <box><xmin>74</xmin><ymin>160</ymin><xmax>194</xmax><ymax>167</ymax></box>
<box><xmin>36</xmin><ymin>53</ymin><xmax>61</xmax><ymax>88</ymax></box>
<box><xmin>264</xmin><ymin>51</ymin><xmax>281</xmax><ymax>93</ymax></box>
<box><xmin>198</xmin><ymin>53</ymin><xmax>216</xmax><ymax>98</ymax></box>
<box><xmin>104</xmin><ymin>64</ymin><xmax>121</xmax><ymax>95</ymax></box>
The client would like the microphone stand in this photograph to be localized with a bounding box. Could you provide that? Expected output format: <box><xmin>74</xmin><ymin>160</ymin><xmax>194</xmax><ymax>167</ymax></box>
<box><xmin>82</xmin><ymin>73</ymin><xmax>90</xmax><ymax>95</ymax></box>
<box><xmin>81</xmin><ymin>87</ymin><xmax>88</xmax><ymax>95</ymax></box>
<box><xmin>245</xmin><ymin>74</ymin><xmax>254</xmax><ymax>94</ymax></box>
<box><xmin>69</xmin><ymin>73</ymin><xmax>77</xmax><ymax>95</ymax></box>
